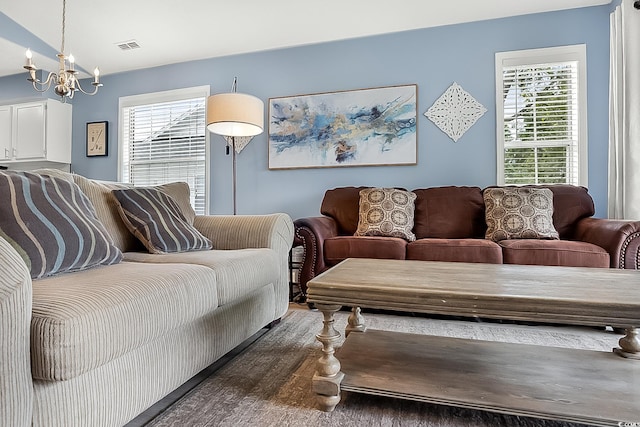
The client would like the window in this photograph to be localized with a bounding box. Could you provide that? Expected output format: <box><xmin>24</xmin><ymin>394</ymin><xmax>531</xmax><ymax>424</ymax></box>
<box><xmin>119</xmin><ymin>86</ymin><xmax>209</xmax><ymax>214</ymax></box>
<box><xmin>495</xmin><ymin>45</ymin><xmax>587</xmax><ymax>186</ymax></box>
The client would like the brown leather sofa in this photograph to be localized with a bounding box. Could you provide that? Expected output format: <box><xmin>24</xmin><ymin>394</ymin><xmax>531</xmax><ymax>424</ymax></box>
<box><xmin>294</xmin><ymin>185</ymin><xmax>640</xmax><ymax>295</ymax></box>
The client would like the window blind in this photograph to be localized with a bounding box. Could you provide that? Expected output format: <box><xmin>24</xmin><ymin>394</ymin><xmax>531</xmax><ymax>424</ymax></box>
<box><xmin>121</xmin><ymin>97</ymin><xmax>207</xmax><ymax>214</ymax></box>
<box><xmin>501</xmin><ymin>61</ymin><xmax>580</xmax><ymax>185</ymax></box>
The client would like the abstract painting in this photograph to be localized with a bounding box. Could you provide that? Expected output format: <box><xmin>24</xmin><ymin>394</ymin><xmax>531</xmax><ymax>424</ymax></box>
<box><xmin>268</xmin><ymin>85</ymin><xmax>417</xmax><ymax>169</ymax></box>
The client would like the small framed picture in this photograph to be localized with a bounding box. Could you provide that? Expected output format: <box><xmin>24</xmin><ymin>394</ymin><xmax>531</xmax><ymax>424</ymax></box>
<box><xmin>86</xmin><ymin>121</ymin><xmax>108</xmax><ymax>157</ymax></box>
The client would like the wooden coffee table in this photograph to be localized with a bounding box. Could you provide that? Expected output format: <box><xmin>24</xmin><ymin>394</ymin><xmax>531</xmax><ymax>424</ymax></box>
<box><xmin>306</xmin><ymin>258</ymin><xmax>640</xmax><ymax>426</ymax></box>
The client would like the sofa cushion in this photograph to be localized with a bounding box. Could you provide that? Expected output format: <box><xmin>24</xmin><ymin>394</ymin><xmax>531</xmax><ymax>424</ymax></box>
<box><xmin>324</xmin><ymin>236</ymin><xmax>406</xmax><ymax>266</ymax></box>
<box><xmin>123</xmin><ymin>248</ymin><xmax>279</xmax><ymax>306</ymax></box>
<box><xmin>540</xmin><ymin>185</ymin><xmax>595</xmax><ymax>238</ymax></box>
<box><xmin>30</xmin><ymin>261</ymin><xmax>218</xmax><ymax>381</ymax></box>
<box><xmin>320</xmin><ymin>186</ymin><xmax>368</xmax><ymax>235</ymax></box>
<box><xmin>484</xmin><ymin>187</ymin><xmax>559</xmax><ymax>242</ymax></box>
<box><xmin>0</xmin><ymin>171</ymin><xmax>122</xmax><ymax>279</ymax></box>
<box><xmin>406</xmin><ymin>238</ymin><xmax>503</xmax><ymax>264</ymax></box>
<box><xmin>355</xmin><ymin>188</ymin><xmax>416</xmax><ymax>241</ymax></box>
<box><xmin>413</xmin><ymin>186</ymin><xmax>486</xmax><ymax>239</ymax></box>
<box><xmin>499</xmin><ymin>239</ymin><xmax>610</xmax><ymax>268</ymax></box>
<box><xmin>32</xmin><ymin>168</ymin><xmax>76</xmax><ymax>183</ymax></box>
<box><xmin>112</xmin><ymin>187</ymin><xmax>212</xmax><ymax>254</ymax></box>
<box><xmin>71</xmin><ymin>175</ymin><xmax>141</xmax><ymax>252</ymax></box>
<box><xmin>72</xmin><ymin>175</ymin><xmax>197</xmax><ymax>252</ymax></box>
<box><xmin>484</xmin><ymin>185</ymin><xmax>595</xmax><ymax>239</ymax></box>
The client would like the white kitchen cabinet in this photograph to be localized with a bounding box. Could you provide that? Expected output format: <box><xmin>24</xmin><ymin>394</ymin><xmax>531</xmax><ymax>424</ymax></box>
<box><xmin>0</xmin><ymin>105</ymin><xmax>11</xmax><ymax>161</ymax></box>
<box><xmin>0</xmin><ymin>99</ymin><xmax>72</xmax><ymax>166</ymax></box>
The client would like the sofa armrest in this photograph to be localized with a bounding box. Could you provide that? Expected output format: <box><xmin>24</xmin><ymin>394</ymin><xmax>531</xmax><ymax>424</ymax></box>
<box><xmin>194</xmin><ymin>213</ymin><xmax>293</xmax><ymax>253</ymax></box>
<box><xmin>574</xmin><ymin>217</ymin><xmax>640</xmax><ymax>269</ymax></box>
<box><xmin>194</xmin><ymin>213</ymin><xmax>294</xmax><ymax>314</ymax></box>
<box><xmin>0</xmin><ymin>238</ymin><xmax>33</xmax><ymax>427</ymax></box>
<box><xmin>293</xmin><ymin>216</ymin><xmax>339</xmax><ymax>295</ymax></box>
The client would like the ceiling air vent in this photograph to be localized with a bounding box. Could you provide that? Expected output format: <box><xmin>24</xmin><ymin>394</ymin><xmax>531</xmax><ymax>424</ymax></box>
<box><xmin>117</xmin><ymin>40</ymin><xmax>141</xmax><ymax>51</ymax></box>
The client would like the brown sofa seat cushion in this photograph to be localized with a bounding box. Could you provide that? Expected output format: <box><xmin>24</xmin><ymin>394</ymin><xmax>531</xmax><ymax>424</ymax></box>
<box><xmin>499</xmin><ymin>239</ymin><xmax>609</xmax><ymax>268</ymax></box>
<box><xmin>406</xmin><ymin>238</ymin><xmax>503</xmax><ymax>264</ymax></box>
<box><xmin>413</xmin><ymin>186</ymin><xmax>486</xmax><ymax>239</ymax></box>
<box><xmin>324</xmin><ymin>236</ymin><xmax>406</xmax><ymax>266</ymax></box>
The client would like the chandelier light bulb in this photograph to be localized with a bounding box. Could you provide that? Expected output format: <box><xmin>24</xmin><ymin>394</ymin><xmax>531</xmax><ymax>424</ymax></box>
<box><xmin>92</xmin><ymin>67</ymin><xmax>102</xmax><ymax>86</ymax></box>
<box><xmin>25</xmin><ymin>48</ymin><xmax>35</xmax><ymax>70</ymax></box>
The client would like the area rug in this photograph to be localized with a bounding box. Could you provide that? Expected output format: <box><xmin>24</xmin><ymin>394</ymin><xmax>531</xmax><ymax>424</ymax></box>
<box><xmin>146</xmin><ymin>304</ymin><xmax>619</xmax><ymax>427</ymax></box>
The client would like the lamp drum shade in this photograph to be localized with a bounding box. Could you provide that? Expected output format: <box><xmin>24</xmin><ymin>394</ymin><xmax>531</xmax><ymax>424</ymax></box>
<box><xmin>207</xmin><ymin>92</ymin><xmax>264</xmax><ymax>137</ymax></box>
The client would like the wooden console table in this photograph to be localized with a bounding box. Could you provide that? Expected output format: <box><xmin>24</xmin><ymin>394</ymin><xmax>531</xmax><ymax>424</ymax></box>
<box><xmin>306</xmin><ymin>258</ymin><xmax>640</xmax><ymax>426</ymax></box>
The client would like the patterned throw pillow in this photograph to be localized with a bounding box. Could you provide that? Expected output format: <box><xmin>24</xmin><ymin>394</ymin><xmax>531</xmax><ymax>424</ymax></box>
<box><xmin>0</xmin><ymin>171</ymin><xmax>123</xmax><ymax>279</ymax></box>
<box><xmin>112</xmin><ymin>187</ymin><xmax>212</xmax><ymax>254</ymax></box>
<box><xmin>484</xmin><ymin>187</ymin><xmax>559</xmax><ymax>242</ymax></box>
<box><xmin>355</xmin><ymin>188</ymin><xmax>417</xmax><ymax>241</ymax></box>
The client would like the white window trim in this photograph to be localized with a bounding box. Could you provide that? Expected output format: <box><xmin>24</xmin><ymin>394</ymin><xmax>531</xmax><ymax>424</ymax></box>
<box><xmin>495</xmin><ymin>44</ymin><xmax>588</xmax><ymax>187</ymax></box>
<box><xmin>118</xmin><ymin>85</ymin><xmax>211</xmax><ymax>213</ymax></box>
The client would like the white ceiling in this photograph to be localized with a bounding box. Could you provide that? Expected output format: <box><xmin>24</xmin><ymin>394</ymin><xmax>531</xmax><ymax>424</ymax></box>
<box><xmin>0</xmin><ymin>0</ymin><xmax>610</xmax><ymax>79</ymax></box>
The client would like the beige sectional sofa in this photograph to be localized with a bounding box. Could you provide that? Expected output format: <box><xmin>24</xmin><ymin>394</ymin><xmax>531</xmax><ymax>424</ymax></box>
<box><xmin>0</xmin><ymin>169</ymin><xmax>294</xmax><ymax>427</ymax></box>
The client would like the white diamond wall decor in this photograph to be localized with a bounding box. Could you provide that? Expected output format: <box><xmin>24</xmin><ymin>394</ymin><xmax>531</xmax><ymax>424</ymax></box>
<box><xmin>425</xmin><ymin>82</ymin><xmax>487</xmax><ymax>142</ymax></box>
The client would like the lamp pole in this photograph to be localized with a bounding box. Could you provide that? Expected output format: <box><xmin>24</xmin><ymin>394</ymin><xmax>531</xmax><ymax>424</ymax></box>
<box><xmin>232</xmin><ymin>136</ymin><xmax>237</xmax><ymax>215</ymax></box>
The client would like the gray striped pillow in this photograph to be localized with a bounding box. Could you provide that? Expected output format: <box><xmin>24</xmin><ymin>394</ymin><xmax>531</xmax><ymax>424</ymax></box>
<box><xmin>112</xmin><ymin>187</ymin><xmax>212</xmax><ymax>254</ymax></box>
<box><xmin>0</xmin><ymin>171</ymin><xmax>123</xmax><ymax>279</ymax></box>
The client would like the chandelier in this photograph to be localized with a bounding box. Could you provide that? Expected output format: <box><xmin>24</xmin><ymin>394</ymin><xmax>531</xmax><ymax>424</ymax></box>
<box><xmin>23</xmin><ymin>0</ymin><xmax>102</xmax><ymax>101</ymax></box>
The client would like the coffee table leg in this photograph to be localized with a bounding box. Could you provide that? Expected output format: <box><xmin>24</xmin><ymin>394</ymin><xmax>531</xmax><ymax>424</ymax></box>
<box><xmin>614</xmin><ymin>327</ymin><xmax>640</xmax><ymax>360</ymax></box>
<box><xmin>346</xmin><ymin>306</ymin><xmax>366</xmax><ymax>337</ymax></box>
<box><xmin>312</xmin><ymin>304</ymin><xmax>345</xmax><ymax>411</ymax></box>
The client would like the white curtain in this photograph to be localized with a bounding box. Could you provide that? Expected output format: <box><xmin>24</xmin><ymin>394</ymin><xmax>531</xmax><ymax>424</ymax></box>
<box><xmin>609</xmin><ymin>0</ymin><xmax>640</xmax><ymax>219</ymax></box>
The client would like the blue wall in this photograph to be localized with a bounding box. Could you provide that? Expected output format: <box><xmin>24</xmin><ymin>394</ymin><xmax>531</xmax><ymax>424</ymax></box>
<box><xmin>0</xmin><ymin>72</ymin><xmax>53</xmax><ymax>101</ymax></box>
<box><xmin>0</xmin><ymin>6</ymin><xmax>612</xmax><ymax>219</ymax></box>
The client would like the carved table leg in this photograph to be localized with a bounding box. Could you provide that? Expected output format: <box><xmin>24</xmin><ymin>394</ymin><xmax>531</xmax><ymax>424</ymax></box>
<box><xmin>614</xmin><ymin>327</ymin><xmax>640</xmax><ymax>359</ymax></box>
<box><xmin>346</xmin><ymin>306</ymin><xmax>366</xmax><ymax>337</ymax></box>
<box><xmin>312</xmin><ymin>304</ymin><xmax>345</xmax><ymax>411</ymax></box>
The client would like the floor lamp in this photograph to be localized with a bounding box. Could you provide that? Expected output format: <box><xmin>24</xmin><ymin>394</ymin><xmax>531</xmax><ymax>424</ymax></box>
<box><xmin>206</xmin><ymin>78</ymin><xmax>264</xmax><ymax>215</ymax></box>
